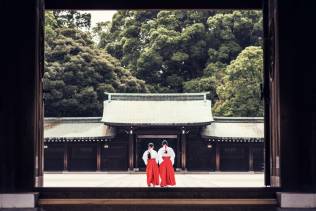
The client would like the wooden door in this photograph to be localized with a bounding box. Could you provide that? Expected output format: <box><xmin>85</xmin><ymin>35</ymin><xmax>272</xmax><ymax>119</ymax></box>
<box><xmin>69</xmin><ymin>143</ymin><xmax>97</xmax><ymax>171</ymax></box>
<box><xmin>220</xmin><ymin>144</ymin><xmax>249</xmax><ymax>171</ymax></box>
<box><xmin>186</xmin><ymin>140</ymin><xmax>216</xmax><ymax>171</ymax></box>
<box><xmin>136</xmin><ymin>137</ymin><xmax>178</xmax><ymax>171</ymax></box>
<box><xmin>101</xmin><ymin>141</ymin><xmax>128</xmax><ymax>171</ymax></box>
<box><xmin>253</xmin><ymin>144</ymin><xmax>265</xmax><ymax>171</ymax></box>
<box><xmin>44</xmin><ymin>143</ymin><xmax>64</xmax><ymax>171</ymax></box>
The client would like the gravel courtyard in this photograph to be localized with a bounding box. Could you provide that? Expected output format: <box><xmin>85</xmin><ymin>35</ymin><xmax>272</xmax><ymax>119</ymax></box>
<box><xmin>44</xmin><ymin>172</ymin><xmax>264</xmax><ymax>187</ymax></box>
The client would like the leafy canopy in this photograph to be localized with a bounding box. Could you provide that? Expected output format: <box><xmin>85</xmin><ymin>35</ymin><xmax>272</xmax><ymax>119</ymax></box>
<box><xmin>44</xmin><ymin>10</ymin><xmax>264</xmax><ymax>117</ymax></box>
<box><xmin>44</xmin><ymin>11</ymin><xmax>148</xmax><ymax>117</ymax></box>
<box><xmin>213</xmin><ymin>46</ymin><xmax>264</xmax><ymax>116</ymax></box>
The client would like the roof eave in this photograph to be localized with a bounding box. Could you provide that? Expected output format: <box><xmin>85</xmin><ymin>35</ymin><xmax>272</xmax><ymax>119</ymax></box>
<box><xmin>201</xmin><ymin>135</ymin><xmax>264</xmax><ymax>139</ymax></box>
<box><xmin>102</xmin><ymin>121</ymin><xmax>214</xmax><ymax>127</ymax></box>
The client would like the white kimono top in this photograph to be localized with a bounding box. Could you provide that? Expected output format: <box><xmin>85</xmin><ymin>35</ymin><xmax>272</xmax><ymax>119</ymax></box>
<box><xmin>158</xmin><ymin>146</ymin><xmax>175</xmax><ymax>165</ymax></box>
<box><xmin>142</xmin><ymin>149</ymin><xmax>158</xmax><ymax>165</ymax></box>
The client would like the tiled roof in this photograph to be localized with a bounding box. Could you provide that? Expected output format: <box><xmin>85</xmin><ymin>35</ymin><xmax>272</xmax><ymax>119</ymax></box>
<box><xmin>101</xmin><ymin>93</ymin><xmax>214</xmax><ymax>126</ymax></box>
<box><xmin>202</xmin><ymin>117</ymin><xmax>264</xmax><ymax>139</ymax></box>
<box><xmin>44</xmin><ymin>117</ymin><xmax>115</xmax><ymax>139</ymax></box>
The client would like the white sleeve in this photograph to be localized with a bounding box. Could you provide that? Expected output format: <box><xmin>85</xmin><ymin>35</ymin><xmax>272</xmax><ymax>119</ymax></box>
<box><xmin>157</xmin><ymin>148</ymin><xmax>163</xmax><ymax>164</ymax></box>
<box><xmin>170</xmin><ymin>148</ymin><xmax>175</xmax><ymax>165</ymax></box>
<box><xmin>142</xmin><ymin>150</ymin><xmax>148</xmax><ymax>165</ymax></box>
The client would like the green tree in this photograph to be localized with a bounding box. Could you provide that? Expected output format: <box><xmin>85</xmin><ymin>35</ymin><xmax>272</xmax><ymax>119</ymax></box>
<box><xmin>204</xmin><ymin>10</ymin><xmax>262</xmax><ymax>75</ymax></box>
<box><xmin>44</xmin><ymin>13</ymin><xmax>148</xmax><ymax>117</ymax></box>
<box><xmin>97</xmin><ymin>10</ymin><xmax>262</xmax><ymax>94</ymax></box>
<box><xmin>183</xmin><ymin>77</ymin><xmax>217</xmax><ymax>101</ymax></box>
<box><xmin>213</xmin><ymin>46</ymin><xmax>263</xmax><ymax>116</ymax></box>
<box><xmin>44</xmin><ymin>10</ymin><xmax>264</xmax><ymax>117</ymax></box>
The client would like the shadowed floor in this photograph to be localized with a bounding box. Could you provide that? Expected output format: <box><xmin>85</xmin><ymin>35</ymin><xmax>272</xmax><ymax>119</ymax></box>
<box><xmin>43</xmin><ymin>172</ymin><xmax>264</xmax><ymax>187</ymax></box>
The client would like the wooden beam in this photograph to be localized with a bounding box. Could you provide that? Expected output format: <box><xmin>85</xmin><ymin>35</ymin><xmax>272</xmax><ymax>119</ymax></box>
<box><xmin>249</xmin><ymin>145</ymin><xmax>254</xmax><ymax>171</ymax></box>
<box><xmin>137</xmin><ymin>135</ymin><xmax>177</xmax><ymax>139</ymax></box>
<box><xmin>135</xmin><ymin>137</ymin><xmax>139</xmax><ymax>169</ymax></box>
<box><xmin>38</xmin><ymin>198</ymin><xmax>277</xmax><ymax>206</ymax></box>
<box><xmin>128</xmin><ymin>128</ymin><xmax>134</xmax><ymax>171</ymax></box>
<box><xmin>177</xmin><ymin>135</ymin><xmax>181</xmax><ymax>169</ymax></box>
<box><xmin>216</xmin><ymin>144</ymin><xmax>221</xmax><ymax>171</ymax></box>
<box><xmin>181</xmin><ymin>131</ymin><xmax>187</xmax><ymax>170</ymax></box>
<box><xmin>44</xmin><ymin>0</ymin><xmax>262</xmax><ymax>10</ymax></box>
<box><xmin>63</xmin><ymin>143</ymin><xmax>68</xmax><ymax>171</ymax></box>
<box><xmin>96</xmin><ymin>143</ymin><xmax>101</xmax><ymax>171</ymax></box>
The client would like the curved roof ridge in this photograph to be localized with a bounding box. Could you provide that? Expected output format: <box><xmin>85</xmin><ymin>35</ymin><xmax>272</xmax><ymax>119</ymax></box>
<box><xmin>105</xmin><ymin>92</ymin><xmax>210</xmax><ymax>102</ymax></box>
<box><xmin>104</xmin><ymin>92</ymin><xmax>209</xmax><ymax>96</ymax></box>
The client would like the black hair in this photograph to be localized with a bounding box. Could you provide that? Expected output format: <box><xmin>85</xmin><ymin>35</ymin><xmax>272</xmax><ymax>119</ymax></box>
<box><xmin>162</xmin><ymin>140</ymin><xmax>168</xmax><ymax>153</ymax></box>
<box><xmin>162</xmin><ymin>140</ymin><xmax>168</xmax><ymax>146</ymax></box>
<box><xmin>147</xmin><ymin>143</ymin><xmax>154</xmax><ymax>159</ymax></box>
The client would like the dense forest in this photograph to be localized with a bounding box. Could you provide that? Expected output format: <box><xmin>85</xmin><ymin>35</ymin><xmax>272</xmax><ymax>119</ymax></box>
<box><xmin>44</xmin><ymin>10</ymin><xmax>263</xmax><ymax>117</ymax></box>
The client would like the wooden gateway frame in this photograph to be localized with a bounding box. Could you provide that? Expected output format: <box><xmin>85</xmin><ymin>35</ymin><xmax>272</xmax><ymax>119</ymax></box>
<box><xmin>38</xmin><ymin>0</ymin><xmax>280</xmax><ymax>186</ymax></box>
<box><xmin>1</xmin><ymin>0</ymin><xmax>291</xmax><ymax>207</ymax></box>
<box><xmin>37</xmin><ymin>0</ymin><xmax>281</xmax><ymax>205</ymax></box>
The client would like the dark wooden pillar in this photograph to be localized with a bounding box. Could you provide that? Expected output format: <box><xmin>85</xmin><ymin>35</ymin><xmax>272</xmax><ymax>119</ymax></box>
<box><xmin>249</xmin><ymin>145</ymin><xmax>254</xmax><ymax>171</ymax></box>
<box><xmin>176</xmin><ymin>135</ymin><xmax>180</xmax><ymax>169</ymax></box>
<box><xmin>279</xmin><ymin>0</ymin><xmax>316</xmax><ymax>191</ymax></box>
<box><xmin>181</xmin><ymin>129</ymin><xmax>187</xmax><ymax>171</ymax></box>
<box><xmin>0</xmin><ymin>0</ymin><xmax>42</xmax><ymax>192</ymax></box>
<box><xmin>96</xmin><ymin>143</ymin><xmax>101</xmax><ymax>171</ymax></box>
<box><xmin>34</xmin><ymin>0</ymin><xmax>44</xmax><ymax>188</ymax></box>
<box><xmin>128</xmin><ymin>128</ymin><xmax>134</xmax><ymax>171</ymax></box>
<box><xmin>64</xmin><ymin>143</ymin><xmax>68</xmax><ymax>171</ymax></box>
<box><xmin>215</xmin><ymin>143</ymin><xmax>221</xmax><ymax>171</ymax></box>
<box><xmin>135</xmin><ymin>138</ymin><xmax>139</xmax><ymax>170</ymax></box>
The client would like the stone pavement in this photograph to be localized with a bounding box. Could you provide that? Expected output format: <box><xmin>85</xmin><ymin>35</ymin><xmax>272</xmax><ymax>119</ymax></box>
<box><xmin>44</xmin><ymin>172</ymin><xmax>264</xmax><ymax>187</ymax></box>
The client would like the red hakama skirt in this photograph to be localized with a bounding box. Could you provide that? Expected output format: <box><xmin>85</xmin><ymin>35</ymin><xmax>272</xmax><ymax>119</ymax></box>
<box><xmin>159</xmin><ymin>157</ymin><xmax>176</xmax><ymax>187</ymax></box>
<box><xmin>146</xmin><ymin>159</ymin><xmax>160</xmax><ymax>186</ymax></box>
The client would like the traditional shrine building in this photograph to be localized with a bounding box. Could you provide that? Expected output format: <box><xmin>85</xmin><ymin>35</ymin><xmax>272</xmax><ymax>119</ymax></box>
<box><xmin>44</xmin><ymin>93</ymin><xmax>264</xmax><ymax>172</ymax></box>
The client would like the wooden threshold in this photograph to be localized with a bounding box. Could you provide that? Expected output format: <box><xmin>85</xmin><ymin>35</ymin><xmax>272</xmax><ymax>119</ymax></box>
<box><xmin>38</xmin><ymin>198</ymin><xmax>278</xmax><ymax>206</ymax></box>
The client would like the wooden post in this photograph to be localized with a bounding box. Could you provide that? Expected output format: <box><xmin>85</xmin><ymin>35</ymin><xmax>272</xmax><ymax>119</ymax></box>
<box><xmin>181</xmin><ymin>129</ymin><xmax>187</xmax><ymax>171</ymax></box>
<box><xmin>135</xmin><ymin>138</ymin><xmax>138</xmax><ymax>170</ymax></box>
<box><xmin>64</xmin><ymin>143</ymin><xmax>68</xmax><ymax>171</ymax></box>
<box><xmin>216</xmin><ymin>143</ymin><xmax>221</xmax><ymax>171</ymax></box>
<box><xmin>128</xmin><ymin>128</ymin><xmax>134</xmax><ymax>171</ymax></box>
<box><xmin>0</xmin><ymin>0</ymin><xmax>43</xmax><ymax>192</ymax></box>
<box><xmin>176</xmin><ymin>136</ymin><xmax>180</xmax><ymax>170</ymax></box>
<box><xmin>249</xmin><ymin>145</ymin><xmax>254</xmax><ymax>171</ymax></box>
<box><xmin>96</xmin><ymin>143</ymin><xmax>101</xmax><ymax>171</ymax></box>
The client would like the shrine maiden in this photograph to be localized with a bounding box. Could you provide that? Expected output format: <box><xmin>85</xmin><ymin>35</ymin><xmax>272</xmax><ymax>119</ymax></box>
<box><xmin>142</xmin><ymin>143</ymin><xmax>159</xmax><ymax>187</ymax></box>
<box><xmin>158</xmin><ymin>140</ymin><xmax>176</xmax><ymax>187</ymax></box>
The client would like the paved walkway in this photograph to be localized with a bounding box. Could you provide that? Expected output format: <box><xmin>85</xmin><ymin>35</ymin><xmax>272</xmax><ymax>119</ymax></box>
<box><xmin>44</xmin><ymin>172</ymin><xmax>264</xmax><ymax>187</ymax></box>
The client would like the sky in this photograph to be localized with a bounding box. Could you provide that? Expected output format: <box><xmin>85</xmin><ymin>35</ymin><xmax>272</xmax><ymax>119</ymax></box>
<box><xmin>80</xmin><ymin>10</ymin><xmax>117</xmax><ymax>28</ymax></box>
